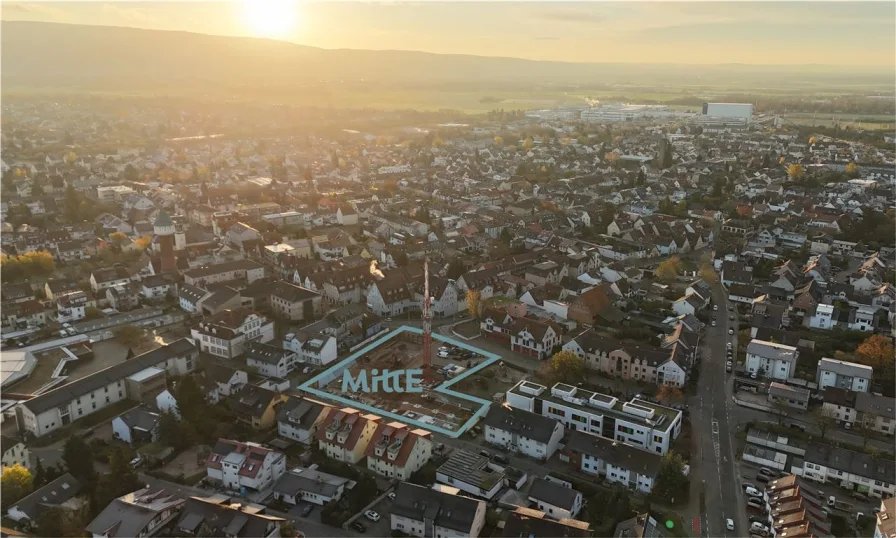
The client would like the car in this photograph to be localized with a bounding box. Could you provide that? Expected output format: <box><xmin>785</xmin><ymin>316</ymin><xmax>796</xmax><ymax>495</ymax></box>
<box><xmin>364</xmin><ymin>510</ymin><xmax>380</xmax><ymax>522</ymax></box>
<box><xmin>749</xmin><ymin>516</ymin><xmax>769</xmax><ymax>525</ymax></box>
<box><xmin>758</xmin><ymin>468</ymin><xmax>776</xmax><ymax>477</ymax></box>
<box><xmin>301</xmin><ymin>504</ymin><xmax>314</xmax><ymax>517</ymax></box>
<box><xmin>728</xmin><ymin>305</ymin><xmax>733</xmax><ymax>311</ymax></box>
<box><xmin>350</xmin><ymin>522</ymin><xmax>367</xmax><ymax>533</ymax></box>
<box><xmin>751</xmin><ymin>522</ymin><xmax>769</xmax><ymax>534</ymax></box>
<box><xmin>439</xmin><ymin>346</ymin><xmax>449</xmax><ymax>352</ymax></box>
<box><xmin>438</xmin><ymin>350</ymin><xmax>450</xmax><ymax>358</ymax></box>
<box><xmin>727</xmin><ymin>342</ymin><xmax>733</xmax><ymax>348</ymax></box>
<box><xmin>728</xmin><ymin>328</ymin><xmax>734</xmax><ymax>335</ymax></box>
<box><xmin>129</xmin><ymin>456</ymin><xmax>143</xmax><ymax>468</ymax></box>
<box><xmin>742</xmin><ymin>483</ymin><xmax>756</xmax><ymax>491</ymax></box>
<box><xmin>493</xmin><ymin>454</ymin><xmax>510</xmax><ymax>465</ymax></box>
<box><xmin>750</xmin><ymin>372</ymin><xmax>758</xmax><ymax>379</ymax></box>
<box><xmin>714</xmin><ymin>304</ymin><xmax>719</xmax><ymax>311</ymax></box>
<box><xmin>479</xmin><ymin>449</ymin><xmax>491</xmax><ymax>458</ymax></box>
<box><xmin>712</xmin><ymin>320</ymin><xmax>717</xmax><ymax>327</ymax></box>
<box><xmin>726</xmin><ymin>518</ymin><xmax>735</xmax><ymax>531</ymax></box>
<box><xmin>745</xmin><ymin>486</ymin><xmax>762</xmax><ymax>498</ymax></box>
<box><xmin>729</xmin><ymin>315</ymin><xmax>735</xmax><ymax>321</ymax></box>
<box><xmin>755</xmin><ymin>474</ymin><xmax>770</xmax><ymax>484</ymax></box>
<box><xmin>746</xmin><ymin>500</ymin><xmax>766</xmax><ymax>513</ymax></box>
<box><xmin>388</xmin><ymin>492</ymin><xmax>396</xmax><ymax>501</ymax></box>
<box><xmin>726</xmin><ymin>362</ymin><xmax>733</xmax><ymax>373</ymax></box>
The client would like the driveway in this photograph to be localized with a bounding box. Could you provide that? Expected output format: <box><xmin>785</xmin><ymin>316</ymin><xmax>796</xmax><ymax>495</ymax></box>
<box><xmin>356</xmin><ymin>495</ymin><xmax>393</xmax><ymax>536</ymax></box>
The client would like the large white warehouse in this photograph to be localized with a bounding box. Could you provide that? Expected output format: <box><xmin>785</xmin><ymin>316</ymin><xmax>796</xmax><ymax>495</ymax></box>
<box><xmin>702</xmin><ymin>102</ymin><xmax>753</xmax><ymax>122</ymax></box>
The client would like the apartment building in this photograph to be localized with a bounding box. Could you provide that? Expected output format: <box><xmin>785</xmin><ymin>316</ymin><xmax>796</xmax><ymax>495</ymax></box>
<box><xmin>16</xmin><ymin>339</ymin><xmax>197</xmax><ymax>438</ymax></box>
<box><xmin>562</xmin><ymin>431</ymin><xmax>662</xmax><ymax>494</ymax></box>
<box><xmin>390</xmin><ymin>482</ymin><xmax>486</xmax><ymax>538</ymax></box>
<box><xmin>365</xmin><ymin>421</ymin><xmax>433</xmax><ymax>481</ymax></box>
<box><xmin>745</xmin><ymin>339</ymin><xmax>799</xmax><ymax>380</ymax></box>
<box><xmin>182</xmin><ymin>259</ymin><xmax>265</xmax><ymax>287</ymax></box>
<box><xmin>276</xmin><ymin>397</ymin><xmax>332</xmax><ymax>445</ymax></box>
<box><xmin>505</xmin><ymin>381</ymin><xmax>682</xmax><ymax>455</ymax></box>
<box><xmin>316</xmin><ymin>408</ymin><xmax>380</xmax><ymax>464</ymax></box>
<box><xmin>245</xmin><ymin>341</ymin><xmax>298</xmax><ymax>378</ymax></box>
<box><xmin>482</xmin><ymin>405</ymin><xmax>564</xmax><ymax>460</ymax></box>
<box><xmin>205</xmin><ymin>439</ymin><xmax>286</xmax><ymax>496</ymax></box>
<box><xmin>802</xmin><ymin>443</ymin><xmax>895</xmax><ymax>498</ymax></box>
<box><xmin>190</xmin><ymin>308</ymin><xmax>275</xmax><ymax>359</ymax></box>
<box><xmin>816</xmin><ymin>357</ymin><xmax>873</xmax><ymax>392</ymax></box>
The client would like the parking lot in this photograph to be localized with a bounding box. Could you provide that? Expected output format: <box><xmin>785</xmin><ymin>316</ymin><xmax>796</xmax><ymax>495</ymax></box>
<box><xmin>353</xmin><ymin>493</ymin><xmax>393</xmax><ymax>535</ymax></box>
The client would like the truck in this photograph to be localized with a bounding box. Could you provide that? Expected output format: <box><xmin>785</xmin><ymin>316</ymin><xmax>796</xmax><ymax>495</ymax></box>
<box><xmin>827</xmin><ymin>496</ymin><xmax>854</xmax><ymax>512</ymax></box>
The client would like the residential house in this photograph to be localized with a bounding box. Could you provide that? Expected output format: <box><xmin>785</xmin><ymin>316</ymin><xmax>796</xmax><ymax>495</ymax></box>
<box><xmin>435</xmin><ymin>449</ymin><xmax>507</xmax><ymax>500</ymax></box>
<box><xmin>229</xmin><ymin>385</ymin><xmax>289</xmax><ymax>430</ymax></box>
<box><xmin>745</xmin><ymin>339</ymin><xmax>799</xmax><ymax>380</ymax></box>
<box><xmin>1</xmin><ymin>434</ymin><xmax>29</xmax><ymax>468</ymax></box>
<box><xmin>277</xmin><ymin>397</ymin><xmax>332</xmax><ymax>445</ymax></box>
<box><xmin>802</xmin><ymin>443</ymin><xmax>895</xmax><ymax>498</ymax></box>
<box><xmin>111</xmin><ymin>407</ymin><xmax>161</xmax><ymax>445</ymax></box>
<box><xmin>562</xmin><ymin>431</ymin><xmax>662</xmax><ymax>494</ymax></box>
<box><xmin>205</xmin><ymin>439</ymin><xmax>287</xmax><ymax>495</ymax></box>
<box><xmin>874</xmin><ymin>498</ymin><xmax>896</xmax><ymax>538</ymax></box>
<box><xmin>182</xmin><ymin>259</ymin><xmax>265</xmax><ymax>287</ymax></box>
<box><xmin>767</xmin><ymin>382</ymin><xmax>810</xmax><ymax>410</ymax></box>
<box><xmin>500</xmin><ymin>507</ymin><xmax>593</xmax><ymax>538</ymax></box>
<box><xmin>272</xmin><ymin>468</ymin><xmax>350</xmax><ymax>506</ymax></box>
<box><xmin>245</xmin><ymin>342</ymin><xmax>298</xmax><ymax>378</ymax></box>
<box><xmin>816</xmin><ymin>358</ymin><xmax>873</xmax><ymax>392</ymax></box>
<box><xmin>190</xmin><ymin>308</ymin><xmax>275</xmax><ymax>359</ymax></box>
<box><xmin>506</xmin><ymin>381</ymin><xmax>683</xmax><ymax>456</ymax></box>
<box><xmin>90</xmin><ymin>266</ymin><xmax>132</xmax><ymax>293</ymax></box>
<box><xmin>509</xmin><ymin>317</ymin><xmax>561</xmax><ymax>359</ymax></box>
<box><xmin>173</xmin><ymin>495</ymin><xmax>283</xmax><ymax>537</ymax></box>
<box><xmin>366</xmin><ymin>421</ymin><xmax>434</xmax><ymax>481</ymax></box>
<box><xmin>85</xmin><ymin>486</ymin><xmax>185</xmax><ymax>538</ymax></box>
<box><xmin>316</xmin><ymin>408</ymin><xmax>381</xmax><ymax>464</ymax></box>
<box><xmin>482</xmin><ymin>405</ymin><xmax>564</xmax><ymax>460</ymax></box>
<box><xmin>390</xmin><ymin>482</ymin><xmax>487</xmax><ymax>538</ymax></box>
<box><xmin>6</xmin><ymin>474</ymin><xmax>85</xmax><ymax>526</ymax></box>
<box><xmin>269</xmin><ymin>282</ymin><xmax>323</xmax><ymax>322</ymax></box>
<box><xmin>527</xmin><ymin>478</ymin><xmax>584</xmax><ymax>520</ymax></box>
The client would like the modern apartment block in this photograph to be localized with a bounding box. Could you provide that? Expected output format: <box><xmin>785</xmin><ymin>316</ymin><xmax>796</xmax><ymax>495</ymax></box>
<box><xmin>505</xmin><ymin>381</ymin><xmax>682</xmax><ymax>455</ymax></box>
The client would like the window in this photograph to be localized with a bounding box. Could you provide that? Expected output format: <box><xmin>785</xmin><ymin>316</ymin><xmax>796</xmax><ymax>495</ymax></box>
<box><xmin>92</xmin><ymin>402</ymin><xmax>96</xmax><ymax>409</ymax></box>
<box><xmin>105</xmin><ymin>396</ymin><xmax>110</xmax><ymax>403</ymax></box>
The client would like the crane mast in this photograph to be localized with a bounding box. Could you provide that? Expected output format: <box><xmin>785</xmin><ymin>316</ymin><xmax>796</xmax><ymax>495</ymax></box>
<box><xmin>422</xmin><ymin>257</ymin><xmax>433</xmax><ymax>383</ymax></box>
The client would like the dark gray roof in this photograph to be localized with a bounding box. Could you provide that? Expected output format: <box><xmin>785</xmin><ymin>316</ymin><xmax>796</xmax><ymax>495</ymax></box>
<box><xmin>528</xmin><ymin>478</ymin><xmax>581</xmax><ymax>511</ymax></box>
<box><xmin>501</xmin><ymin>508</ymin><xmax>593</xmax><ymax>537</ymax></box>
<box><xmin>154</xmin><ymin>210</ymin><xmax>173</xmax><ymax>228</ymax></box>
<box><xmin>564</xmin><ymin>431</ymin><xmax>663</xmax><ymax>479</ymax></box>
<box><xmin>391</xmin><ymin>482</ymin><xmax>483</xmax><ymax>534</ymax></box>
<box><xmin>230</xmin><ymin>385</ymin><xmax>279</xmax><ymax>419</ymax></box>
<box><xmin>482</xmin><ymin>404</ymin><xmax>559</xmax><ymax>444</ymax></box>
<box><xmin>116</xmin><ymin>407</ymin><xmax>161</xmax><ymax>432</ymax></box>
<box><xmin>245</xmin><ymin>341</ymin><xmax>292</xmax><ymax>365</ymax></box>
<box><xmin>269</xmin><ymin>281</ymin><xmax>320</xmax><ymax>303</ymax></box>
<box><xmin>22</xmin><ymin>339</ymin><xmax>196</xmax><ymax>415</ymax></box>
<box><xmin>201</xmin><ymin>286</ymin><xmax>241</xmax><ymax>309</ymax></box>
<box><xmin>177</xmin><ymin>283</ymin><xmax>210</xmax><ymax>304</ymax></box>
<box><xmin>176</xmin><ymin>496</ymin><xmax>283</xmax><ymax>538</ymax></box>
<box><xmin>273</xmin><ymin>469</ymin><xmax>349</xmax><ymax>498</ymax></box>
<box><xmin>276</xmin><ymin>397</ymin><xmax>327</xmax><ymax>428</ymax></box>
<box><xmin>10</xmin><ymin>473</ymin><xmax>82</xmax><ymax>519</ymax></box>
<box><xmin>183</xmin><ymin>259</ymin><xmax>263</xmax><ymax>279</ymax></box>
<box><xmin>805</xmin><ymin>443</ymin><xmax>895</xmax><ymax>485</ymax></box>
<box><xmin>84</xmin><ymin>487</ymin><xmax>185</xmax><ymax>537</ymax></box>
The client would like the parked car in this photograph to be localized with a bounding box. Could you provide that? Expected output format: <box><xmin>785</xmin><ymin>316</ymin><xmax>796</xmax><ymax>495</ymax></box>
<box><xmin>728</xmin><ymin>328</ymin><xmax>735</xmax><ymax>335</ymax></box>
<box><xmin>758</xmin><ymin>468</ymin><xmax>776</xmax><ymax>477</ymax></box>
<box><xmin>742</xmin><ymin>483</ymin><xmax>756</xmax><ymax>491</ymax></box>
<box><xmin>725</xmin><ymin>518</ymin><xmax>734</xmax><ymax>531</ymax></box>
<box><xmin>129</xmin><ymin>456</ymin><xmax>143</xmax><ymax>468</ymax></box>
<box><xmin>746</xmin><ymin>500</ymin><xmax>766</xmax><ymax>513</ymax></box>
<box><xmin>350</xmin><ymin>522</ymin><xmax>367</xmax><ymax>533</ymax></box>
<box><xmin>756</xmin><ymin>474</ymin><xmax>770</xmax><ymax>484</ymax></box>
<box><xmin>388</xmin><ymin>492</ymin><xmax>396</xmax><ymax>501</ymax></box>
<box><xmin>301</xmin><ymin>504</ymin><xmax>314</xmax><ymax>517</ymax></box>
<box><xmin>364</xmin><ymin>510</ymin><xmax>380</xmax><ymax>522</ymax></box>
<box><xmin>479</xmin><ymin>450</ymin><xmax>491</xmax><ymax>458</ymax></box>
<box><xmin>493</xmin><ymin>454</ymin><xmax>510</xmax><ymax>465</ymax></box>
<box><xmin>745</xmin><ymin>486</ymin><xmax>763</xmax><ymax>498</ymax></box>
<box><xmin>714</xmin><ymin>304</ymin><xmax>719</xmax><ymax>311</ymax></box>
<box><xmin>751</xmin><ymin>522</ymin><xmax>769</xmax><ymax>536</ymax></box>
<box><xmin>726</xmin><ymin>362</ymin><xmax>733</xmax><ymax>373</ymax></box>
<box><xmin>712</xmin><ymin>320</ymin><xmax>716</xmax><ymax>327</ymax></box>
<box><xmin>749</xmin><ymin>516</ymin><xmax>769</xmax><ymax>525</ymax></box>
<box><xmin>729</xmin><ymin>315</ymin><xmax>735</xmax><ymax>321</ymax></box>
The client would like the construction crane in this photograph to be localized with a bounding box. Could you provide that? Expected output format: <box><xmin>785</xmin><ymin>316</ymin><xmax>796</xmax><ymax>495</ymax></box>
<box><xmin>422</xmin><ymin>257</ymin><xmax>433</xmax><ymax>384</ymax></box>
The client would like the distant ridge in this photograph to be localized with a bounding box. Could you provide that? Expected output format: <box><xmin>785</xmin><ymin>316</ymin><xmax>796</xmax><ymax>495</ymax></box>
<box><xmin>2</xmin><ymin>21</ymin><xmax>891</xmax><ymax>91</ymax></box>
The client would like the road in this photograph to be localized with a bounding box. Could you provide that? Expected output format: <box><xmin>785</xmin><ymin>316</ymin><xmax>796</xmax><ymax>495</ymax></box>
<box><xmin>688</xmin><ymin>281</ymin><xmax>746</xmax><ymax>538</ymax></box>
<box><xmin>139</xmin><ymin>474</ymin><xmax>359</xmax><ymax>538</ymax></box>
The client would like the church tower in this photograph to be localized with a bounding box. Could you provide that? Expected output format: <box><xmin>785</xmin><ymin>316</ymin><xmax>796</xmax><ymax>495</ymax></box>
<box><xmin>154</xmin><ymin>210</ymin><xmax>177</xmax><ymax>273</ymax></box>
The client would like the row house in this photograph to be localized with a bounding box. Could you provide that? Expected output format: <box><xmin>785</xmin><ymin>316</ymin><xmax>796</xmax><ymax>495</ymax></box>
<box><xmin>317</xmin><ymin>407</ymin><xmax>381</xmax><ymax>464</ymax></box>
<box><xmin>182</xmin><ymin>259</ymin><xmax>265</xmax><ymax>287</ymax></box>
<box><xmin>563</xmin><ymin>329</ymin><xmax>688</xmax><ymax>387</ymax></box>
<box><xmin>365</xmin><ymin>422</ymin><xmax>434</xmax><ymax>481</ymax></box>
<box><xmin>801</xmin><ymin>443</ymin><xmax>895</xmax><ymax>499</ymax></box>
<box><xmin>562</xmin><ymin>431</ymin><xmax>662</xmax><ymax>494</ymax></box>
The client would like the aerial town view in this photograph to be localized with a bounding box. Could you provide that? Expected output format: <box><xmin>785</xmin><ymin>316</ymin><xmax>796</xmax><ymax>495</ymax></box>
<box><xmin>0</xmin><ymin>2</ymin><xmax>894</xmax><ymax>538</ymax></box>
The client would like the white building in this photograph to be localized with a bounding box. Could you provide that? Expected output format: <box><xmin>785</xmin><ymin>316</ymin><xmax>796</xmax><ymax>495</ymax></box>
<box><xmin>272</xmin><ymin>468</ymin><xmax>349</xmax><ymax>506</ymax></box>
<box><xmin>390</xmin><ymin>482</ymin><xmax>487</xmax><ymax>538</ymax></box>
<box><xmin>745</xmin><ymin>339</ymin><xmax>799</xmax><ymax>380</ymax></box>
<box><xmin>15</xmin><ymin>339</ymin><xmax>197</xmax><ymax>438</ymax></box>
<box><xmin>562</xmin><ymin>431</ymin><xmax>662</xmax><ymax>494</ymax></box>
<box><xmin>365</xmin><ymin>421</ymin><xmax>433</xmax><ymax>481</ymax></box>
<box><xmin>816</xmin><ymin>358</ymin><xmax>873</xmax><ymax>392</ymax></box>
<box><xmin>276</xmin><ymin>397</ymin><xmax>332</xmax><ymax>445</ymax></box>
<box><xmin>506</xmin><ymin>381</ymin><xmax>682</xmax><ymax>456</ymax></box>
<box><xmin>801</xmin><ymin>443</ymin><xmax>895</xmax><ymax>499</ymax></box>
<box><xmin>190</xmin><ymin>308</ymin><xmax>275</xmax><ymax>359</ymax></box>
<box><xmin>282</xmin><ymin>332</ymin><xmax>338</xmax><ymax>366</ymax></box>
<box><xmin>205</xmin><ymin>439</ymin><xmax>286</xmax><ymax>495</ymax></box>
<box><xmin>527</xmin><ymin>478</ymin><xmax>583</xmax><ymax>520</ymax></box>
<box><xmin>245</xmin><ymin>341</ymin><xmax>298</xmax><ymax>378</ymax></box>
<box><xmin>436</xmin><ymin>450</ymin><xmax>505</xmax><ymax>500</ymax></box>
<box><xmin>482</xmin><ymin>405</ymin><xmax>564</xmax><ymax>460</ymax></box>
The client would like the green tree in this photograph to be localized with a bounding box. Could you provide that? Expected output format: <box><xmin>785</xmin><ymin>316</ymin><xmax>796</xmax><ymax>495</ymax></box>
<box><xmin>446</xmin><ymin>259</ymin><xmax>466</xmax><ymax>280</ymax></box>
<box><xmin>656</xmin><ymin>385</ymin><xmax>685</xmax><ymax>407</ymax></box>
<box><xmin>499</xmin><ymin>228</ymin><xmax>513</xmax><ymax>245</ymax></box>
<box><xmin>465</xmin><ymin>289</ymin><xmax>482</xmax><ymax>320</ymax></box>
<box><xmin>654</xmin><ymin>451</ymin><xmax>689</xmax><ymax>500</ymax></box>
<box><xmin>1</xmin><ymin>464</ymin><xmax>33</xmax><ymax>505</ymax></box>
<box><xmin>34</xmin><ymin>506</ymin><xmax>88</xmax><ymax>537</ymax></box>
<box><xmin>550</xmin><ymin>350</ymin><xmax>586</xmax><ymax>383</ymax></box>
<box><xmin>63</xmin><ymin>435</ymin><xmax>97</xmax><ymax>487</ymax></box>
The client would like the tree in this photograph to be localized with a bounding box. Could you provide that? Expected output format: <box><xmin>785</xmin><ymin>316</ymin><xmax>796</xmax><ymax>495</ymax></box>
<box><xmin>466</xmin><ymin>289</ymin><xmax>482</xmax><ymax>320</ymax></box>
<box><xmin>63</xmin><ymin>436</ymin><xmax>97</xmax><ymax>487</ymax></box>
<box><xmin>856</xmin><ymin>334</ymin><xmax>894</xmax><ymax>369</ymax></box>
<box><xmin>771</xmin><ymin>401</ymin><xmax>789</xmax><ymax>426</ymax></box>
<box><xmin>109</xmin><ymin>232</ymin><xmax>129</xmax><ymax>245</ymax></box>
<box><xmin>159</xmin><ymin>410</ymin><xmax>190</xmax><ymax>450</ymax></box>
<box><xmin>809</xmin><ymin>407</ymin><xmax>836</xmax><ymax>440</ymax></box>
<box><xmin>845</xmin><ymin>162</ymin><xmax>858</xmax><ymax>177</ymax></box>
<box><xmin>604</xmin><ymin>151</ymin><xmax>619</xmax><ymax>168</ymax></box>
<box><xmin>499</xmin><ymin>228</ymin><xmax>513</xmax><ymax>245</ymax></box>
<box><xmin>1</xmin><ymin>464</ymin><xmax>33</xmax><ymax>505</ymax></box>
<box><xmin>34</xmin><ymin>506</ymin><xmax>88</xmax><ymax>537</ymax></box>
<box><xmin>654</xmin><ymin>451</ymin><xmax>689</xmax><ymax>500</ymax></box>
<box><xmin>84</xmin><ymin>306</ymin><xmax>102</xmax><ymax>320</ymax></box>
<box><xmin>656</xmin><ymin>385</ymin><xmax>685</xmax><ymax>407</ymax></box>
<box><xmin>522</xmin><ymin>136</ymin><xmax>534</xmax><ymax>151</ymax></box>
<box><xmin>655</xmin><ymin>257</ymin><xmax>682</xmax><ymax>282</ymax></box>
<box><xmin>135</xmin><ymin>235</ymin><xmax>152</xmax><ymax>249</ymax></box>
<box><xmin>493</xmin><ymin>136</ymin><xmax>504</xmax><ymax>147</ymax></box>
<box><xmin>113</xmin><ymin>324</ymin><xmax>149</xmax><ymax>348</ymax></box>
<box><xmin>446</xmin><ymin>259</ymin><xmax>466</xmax><ymax>280</ymax></box>
<box><xmin>123</xmin><ymin>164</ymin><xmax>138</xmax><ymax>182</ymax></box>
<box><xmin>857</xmin><ymin>419</ymin><xmax>876</xmax><ymax>448</ymax></box>
<box><xmin>550</xmin><ymin>351</ymin><xmax>585</xmax><ymax>383</ymax></box>
<box><xmin>1</xmin><ymin>251</ymin><xmax>56</xmax><ymax>282</ymax></box>
<box><xmin>786</xmin><ymin>164</ymin><xmax>804</xmax><ymax>180</ymax></box>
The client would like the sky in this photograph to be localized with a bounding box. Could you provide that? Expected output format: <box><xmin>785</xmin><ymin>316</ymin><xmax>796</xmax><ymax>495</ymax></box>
<box><xmin>2</xmin><ymin>1</ymin><xmax>894</xmax><ymax>66</ymax></box>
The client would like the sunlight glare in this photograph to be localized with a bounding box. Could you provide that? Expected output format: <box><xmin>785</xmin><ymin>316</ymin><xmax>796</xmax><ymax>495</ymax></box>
<box><xmin>242</xmin><ymin>0</ymin><xmax>297</xmax><ymax>38</ymax></box>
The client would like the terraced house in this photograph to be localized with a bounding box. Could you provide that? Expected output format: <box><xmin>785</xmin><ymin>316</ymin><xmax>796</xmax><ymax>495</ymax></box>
<box><xmin>563</xmin><ymin>329</ymin><xmax>689</xmax><ymax>387</ymax></box>
<box><xmin>365</xmin><ymin>421</ymin><xmax>433</xmax><ymax>481</ymax></box>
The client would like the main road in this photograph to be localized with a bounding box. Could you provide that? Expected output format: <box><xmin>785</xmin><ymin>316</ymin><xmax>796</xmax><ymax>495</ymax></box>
<box><xmin>688</xmin><ymin>281</ymin><xmax>747</xmax><ymax>537</ymax></box>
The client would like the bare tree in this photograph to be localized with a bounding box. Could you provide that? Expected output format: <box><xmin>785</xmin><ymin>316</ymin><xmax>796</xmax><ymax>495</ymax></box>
<box><xmin>857</xmin><ymin>418</ymin><xmax>877</xmax><ymax>448</ymax></box>
<box><xmin>771</xmin><ymin>401</ymin><xmax>789</xmax><ymax>426</ymax></box>
<box><xmin>810</xmin><ymin>407</ymin><xmax>837</xmax><ymax>441</ymax></box>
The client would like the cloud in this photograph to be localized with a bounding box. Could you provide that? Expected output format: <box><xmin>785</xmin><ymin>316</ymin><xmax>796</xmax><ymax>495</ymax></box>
<box><xmin>0</xmin><ymin>2</ymin><xmax>75</xmax><ymax>22</ymax></box>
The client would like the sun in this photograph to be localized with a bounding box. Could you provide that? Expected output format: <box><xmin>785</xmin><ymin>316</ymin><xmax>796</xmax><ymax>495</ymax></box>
<box><xmin>242</xmin><ymin>0</ymin><xmax>297</xmax><ymax>38</ymax></box>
